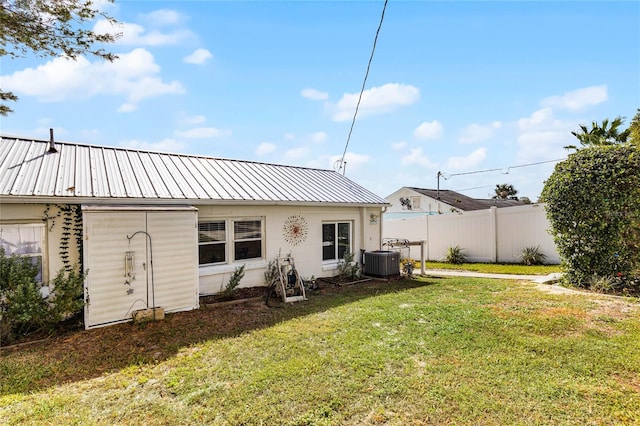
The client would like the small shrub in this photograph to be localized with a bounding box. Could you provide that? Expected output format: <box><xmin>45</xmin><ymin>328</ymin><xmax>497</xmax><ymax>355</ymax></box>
<box><xmin>1</xmin><ymin>248</ymin><xmax>86</xmax><ymax>343</ymax></box>
<box><xmin>337</xmin><ymin>252</ymin><xmax>360</xmax><ymax>280</ymax></box>
<box><xmin>264</xmin><ymin>257</ymin><xmax>279</xmax><ymax>286</ymax></box>
<box><xmin>520</xmin><ymin>246</ymin><xmax>547</xmax><ymax>266</ymax></box>
<box><xmin>48</xmin><ymin>267</ymin><xmax>86</xmax><ymax>321</ymax></box>
<box><xmin>222</xmin><ymin>265</ymin><xmax>245</xmax><ymax>297</ymax></box>
<box><xmin>444</xmin><ymin>246</ymin><xmax>466</xmax><ymax>264</ymax></box>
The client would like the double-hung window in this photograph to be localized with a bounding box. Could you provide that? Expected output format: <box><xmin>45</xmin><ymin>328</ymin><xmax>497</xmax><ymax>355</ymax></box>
<box><xmin>322</xmin><ymin>222</ymin><xmax>351</xmax><ymax>261</ymax></box>
<box><xmin>234</xmin><ymin>220</ymin><xmax>262</xmax><ymax>260</ymax></box>
<box><xmin>198</xmin><ymin>221</ymin><xmax>226</xmax><ymax>265</ymax></box>
<box><xmin>198</xmin><ymin>218</ymin><xmax>263</xmax><ymax>266</ymax></box>
<box><xmin>0</xmin><ymin>223</ymin><xmax>46</xmax><ymax>282</ymax></box>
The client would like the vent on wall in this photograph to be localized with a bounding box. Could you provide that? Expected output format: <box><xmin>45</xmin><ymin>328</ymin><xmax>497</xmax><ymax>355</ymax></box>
<box><xmin>363</xmin><ymin>251</ymin><xmax>400</xmax><ymax>278</ymax></box>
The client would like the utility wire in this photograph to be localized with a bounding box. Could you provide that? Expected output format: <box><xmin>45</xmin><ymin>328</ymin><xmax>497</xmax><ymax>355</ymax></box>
<box><xmin>337</xmin><ymin>0</ymin><xmax>388</xmax><ymax>175</ymax></box>
<box><xmin>442</xmin><ymin>158</ymin><xmax>564</xmax><ymax>179</ymax></box>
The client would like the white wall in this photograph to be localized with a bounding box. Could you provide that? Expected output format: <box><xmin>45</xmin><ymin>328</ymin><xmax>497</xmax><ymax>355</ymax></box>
<box><xmin>385</xmin><ymin>187</ymin><xmax>456</xmax><ymax>214</ymax></box>
<box><xmin>1</xmin><ymin>202</ymin><xmax>384</xmax><ymax>297</ymax></box>
<box><xmin>383</xmin><ymin>204</ymin><xmax>559</xmax><ymax>264</ymax></box>
<box><xmin>0</xmin><ymin>203</ymin><xmax>80</xmax><ymax>282</ymax></box>
<box><xmin>197</xmin><ymin>204</ymin><xmax>383</xmax><ymax>293</ymax></box>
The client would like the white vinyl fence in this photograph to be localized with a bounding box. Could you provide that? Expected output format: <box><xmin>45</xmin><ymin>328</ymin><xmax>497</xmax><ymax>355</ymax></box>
<box><xmin>383</xmin><ymin>204</ymin><xmax>560</xmax><ymax>264</ymax></box>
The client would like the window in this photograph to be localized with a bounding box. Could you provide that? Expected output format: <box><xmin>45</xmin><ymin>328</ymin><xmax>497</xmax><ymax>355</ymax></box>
<box><xmin>411</xmin><ymin>197</ymin><xmax>421</xmax><ymax>210</ymax></box>
<box><xmin>234</xmin><ymin>220</ymin><xmax>262</xmax><ymax>260</ymax></box>
<box><xmin>198</xmin><ymin>221</ymin><xmax>226</xmax><ymax>265</ymax></box>
<box><xmin>0</xmin><ymin>223</ymin><xmax>45</xmax><ymax>282</ymax></box>
<box><xmin>322</xmin><ymin>222</ymin><xmax>351</xmax><ymax>261</ymax></box>
<box><xmin>198</xmin><ymin>218</ymin><xmax>263</xmax><ymax>266</ymax></box>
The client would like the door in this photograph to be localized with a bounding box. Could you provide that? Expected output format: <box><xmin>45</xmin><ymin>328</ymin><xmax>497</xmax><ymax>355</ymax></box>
<box><xmin>83</xmin><ymin>207</ymin><xmax>198</xmax><ymax>329</ymax></box>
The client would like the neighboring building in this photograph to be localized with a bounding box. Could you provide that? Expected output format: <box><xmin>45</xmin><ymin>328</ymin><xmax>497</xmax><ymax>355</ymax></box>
<box><xmin>0</xmin><ymin>136</ymin><xmax>389</xmax><ymax>328</ymax></box>
<box><xmin>385</xmin><ymin>186</ymin><xmax>525</xmax><ymax>217</ymax></box>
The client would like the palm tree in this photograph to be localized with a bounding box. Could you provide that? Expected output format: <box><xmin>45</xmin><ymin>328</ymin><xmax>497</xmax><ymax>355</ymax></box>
<box><xmin>493</xmin><ymin>184</ymin><xmax>518</xmax><ymax>200</ymax></box>
<box><xmin>568</xmin><ymin>116</ymin><xmax>630</xmax><ymax>149</ymax></box>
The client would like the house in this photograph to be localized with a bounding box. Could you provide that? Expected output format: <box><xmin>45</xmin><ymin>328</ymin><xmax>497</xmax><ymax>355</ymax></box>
<box><xmin>383</xmin><ymin>186</ymin><xmax>558</xmax><ymax>264</ymax></box>
<box><xmin>0</xmin><ymin>135</ymin><xmax>389</xmax><ymax>328</ymax></box>
<box><xmin>385</xmin><ymin>186</ymin><xmax>525</xmax><ymax>217</ymax></box>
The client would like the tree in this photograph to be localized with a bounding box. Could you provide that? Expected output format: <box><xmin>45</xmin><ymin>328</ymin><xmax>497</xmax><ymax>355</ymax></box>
<box><xmin>566</xmin><ymin>116</ymin><xmax>629</xmax><ymax>149</ymax></box>
<box><xmin>541</xmin><ymin>144</ymin><xmax>640</xmax><ymax>293</ymax></box>
<box><xmin>493</xmin><ymin>183</ymin><xmax>518</xmax><ymax>200</ymax></box>
<box><xmin>628</xmin><ymin>108</ymin><xmax>640</xmax><ymax>148</ymax></box>
<box><xmin>0</xmin><ymin>0</ymin><xmax>120</xmax><ymax>115</ymax></box>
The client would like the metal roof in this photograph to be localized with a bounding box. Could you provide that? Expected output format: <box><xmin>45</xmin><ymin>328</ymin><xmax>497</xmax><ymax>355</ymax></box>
<box><xmin>0</xmin><ymin>136</ymin><xmax>389</xmax><ymax>206</ymax></box>
<box><xmin>407</xmin><ymin>187</ymin><xmax>526</xmax><ymax>211</ymax></box>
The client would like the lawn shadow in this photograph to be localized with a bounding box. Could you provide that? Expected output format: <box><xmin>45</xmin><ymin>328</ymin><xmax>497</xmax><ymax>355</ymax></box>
<box><xmin>0</xmin><ymin>277</ymin><xmax>436</xmax><ymax>396</ymax></box>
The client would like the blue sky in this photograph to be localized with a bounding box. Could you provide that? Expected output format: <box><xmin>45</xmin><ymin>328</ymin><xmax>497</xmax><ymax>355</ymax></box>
<box><xmin>2</xmin><ymin>0</ymin><xmax>639</xmax><ymax>201</ymax></box>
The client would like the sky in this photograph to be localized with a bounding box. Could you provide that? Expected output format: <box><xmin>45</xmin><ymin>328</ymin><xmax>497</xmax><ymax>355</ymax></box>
<box><xmin>2</xmin><ymin>0</ymin><xmax>639</xmax><ymax>201</ymax></box>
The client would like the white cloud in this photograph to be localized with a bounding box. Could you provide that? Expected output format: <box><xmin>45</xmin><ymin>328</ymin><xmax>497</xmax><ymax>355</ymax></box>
<box><xmin>310</xmin><ymin>132</ymin><xmax>327</xmax><ymax>143</ymax></box>
<box><xmin>285</xmin><ymin>147</ymin><xmax>309</xmax><ymax>161</ymax></box>
<box><xmin>458</xmin><ymin>121</ymin><xmax>502</xmax><ymax>144</ymax></box>
<box><xmin>392</xmin><ymin>141</ymin><xmax>407</xmax><ymax>150</ymax></box>
<box><xmin>94</xmin><ymin>20</ymin><xmax>193</xmax><ymax>46</ymax></box>
<box><xmin>184</xmin><ymin>48</ymin><xmax>213</xmax><ymax>65</ymax></box>
<box><xmin>401</xmin><ymin>147</ymin><xmax>436</xmax><ymax>168</ymax></box>
<box><xmin>516</xmin><ymin>131</ymin><xmax>569</xmax><ymax>163</ymax></box>
<box><xmin>541</xmin><ymin>85</ymin><xmax>608</xmax><ymax>111</ymax></box>
<box><xmin>1</xmin><ymin>48</ymin><xmax>185</xmax><ymax>111</ymax></box>
<box><xmin>445</xmin><ymin>147</ymin><xmax>487</xmax><ymax>170</ymax></box>
<box><xmin>332</xmin><ymin>83</ymin><xmax>420</xmax><ymax>122</ymax></box>
<box><xmin>142</xmin><ymin>9</ymin><xmax>185</xmax><ymax>26</ymax></box>
<box><xmin>414</xmin><ymin>120</ymin><xmax>443</xmax><ymax>140</ymax></box>
<box><xmin>301</xmin><ymin>88</ymin><xmax>329</xmax><ymax>101</ymax></box>
<box><xmin>515</xmin><ymin>108</ymin><xmax>572</xmax><ymax>163</ymax></box>
<box><xmin>517</xmin><ymin>108</ymin><xmax>563</xmax><ymax>131</ymax></box>
<box><xmin>174</xmin><ymin>127</ymin><xmax>229</xmax><ymax>139</ymax></box>
<box><xmin>284</xmin><ymin>133</ymin><xmax>296</xmax><ymax>141</ymax></box>
<box><xmin>118</xmin><ymin>103</ymin><xmax>138</xmax><ymax>113</ymax></box>
<box><xmin>177</xmin><ymin>113</ymin><xmax>206</xmax><ymax>125</ymax></box>
<box><xmin>256</xmin><ymin>142</ymin><xmax>276</xmax><ymax>156</ymax></box>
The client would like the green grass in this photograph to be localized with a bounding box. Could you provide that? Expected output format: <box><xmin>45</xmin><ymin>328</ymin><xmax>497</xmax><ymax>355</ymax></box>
<box><xmin>2</xmin><ymin>277</ymin><xmax>639</xmax><ymax>425</ymax></box>
<box><xmin>423</xmin><ymin>261</ymin><xmax>562</xmax><ymax>275</ymax></box>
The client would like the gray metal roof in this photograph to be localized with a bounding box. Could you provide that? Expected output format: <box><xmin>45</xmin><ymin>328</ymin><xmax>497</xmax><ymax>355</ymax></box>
<box><xmin>0</xmin><ymin>136</ymin><xmax>389</xmax><ymax>206</ymax></box>
<box><xmin>407</xmin><ymin>187</ymin><xmax>526</xmax><ymax>211</ymax></box>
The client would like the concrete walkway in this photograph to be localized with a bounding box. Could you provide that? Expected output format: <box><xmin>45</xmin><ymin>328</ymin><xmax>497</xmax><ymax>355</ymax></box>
<box><xmin>421</xmin><ymin>269</ymin><xmax>562</xmax><ymax>283</ymax></box>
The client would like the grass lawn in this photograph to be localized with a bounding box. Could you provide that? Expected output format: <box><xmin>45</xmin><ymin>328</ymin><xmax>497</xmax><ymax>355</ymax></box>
<box><xmin>1</xmin><ymin>276</ymin><xmax>639</xmax><ymax>425</ymax></box>
<box><xmin>423</xmin><ymin>261</ymin><xmax>562</xmax><ymax>275</ymax></box>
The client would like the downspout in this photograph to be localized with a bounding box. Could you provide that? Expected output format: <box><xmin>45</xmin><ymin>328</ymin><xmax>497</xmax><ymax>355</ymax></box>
<box><xmin>379</xmin><ymin>206</ymin><xmax>388</xmax><ymax>250</ymax></box>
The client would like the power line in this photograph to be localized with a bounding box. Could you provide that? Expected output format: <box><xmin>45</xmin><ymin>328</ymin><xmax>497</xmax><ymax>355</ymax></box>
<box><xmin>441</xmin><ymin>158</ymin><xmax>564</xmax><ymax>180</ymax></box>
<box><xmin>337</xmin><ymin>0</ymin><xmax>388</xmax><ymax>175</ymax></box>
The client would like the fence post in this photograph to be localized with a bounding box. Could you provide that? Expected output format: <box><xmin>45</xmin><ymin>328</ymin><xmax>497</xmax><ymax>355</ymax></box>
<box><xmin>489</xmin><ymin>206</ymin><xmax>498</xmax><ymax>263</ymax></box>
<box><xmin>420</xmin><ymin>240</ymin><xmax>426</xmax><ymax>274</ymax></box>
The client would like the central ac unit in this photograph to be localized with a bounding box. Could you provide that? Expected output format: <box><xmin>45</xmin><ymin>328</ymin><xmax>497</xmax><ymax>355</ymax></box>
<box><xmin>363</xmin><ymin>251</ymin><xmax>400</xmax><ymax>278</ymax></box>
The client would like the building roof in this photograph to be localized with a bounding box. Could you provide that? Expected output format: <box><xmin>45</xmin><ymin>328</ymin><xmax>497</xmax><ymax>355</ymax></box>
<box><xmin>406</xmin><ymin>187</ymin><xmax>525</xmax><ymax>211</ymax></box>
<box><xmin>0</xmin><ymin>136</ymin><xmax>389</xmax><ymax>206</ymax></box>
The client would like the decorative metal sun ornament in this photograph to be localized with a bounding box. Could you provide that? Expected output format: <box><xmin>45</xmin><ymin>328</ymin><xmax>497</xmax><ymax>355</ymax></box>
<box><xmin>283</xmin><ymin>215</ymin><xmax>309</xmax><ymax>246</ymax></box>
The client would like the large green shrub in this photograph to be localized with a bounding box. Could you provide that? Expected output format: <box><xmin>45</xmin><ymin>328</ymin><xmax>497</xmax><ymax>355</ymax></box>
<box><xmin>541</xmin><ymin>145</ymin><xmax>640</xmax><ymax>292</ymax></box>
<box><xmin>0</xmin><ymin>248</ymin><xmax>85</xmax><ymax>343</ymax></box>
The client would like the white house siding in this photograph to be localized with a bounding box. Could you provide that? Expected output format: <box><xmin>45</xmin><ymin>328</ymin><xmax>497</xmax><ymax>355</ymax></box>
<box><xmin>197</xmin><ymin>204</ymin><xmax>383</xmax><ymax>294</ymax></box>
<box><xmin>0</xmin><ymin>203</ymin><xmax>80</xmax><ymax>282</ymax></box>
<box><xmin>385</xmin><ymin>187</ymin><xmax>448</xmax><ymax>214</ymax></box>
<box><xmin>83</xmin><ymin>206</ymin><xmax>199</xmax><ymax>329</ymax></box>
<box><xmin>383</xmin><ymin>204</ymin><xmax>559</xmax><ymax>264</ymax></box>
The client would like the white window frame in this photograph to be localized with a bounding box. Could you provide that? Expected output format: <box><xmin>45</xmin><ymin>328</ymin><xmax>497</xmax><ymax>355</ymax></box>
<box><xmin>322</xmin><ymin>221</ymin><xmax>352</xmax><ymax>263</ymax></box>
<box><xmin>0</xmin><ymin>222</ymin><xmax>47</xmax><ymax>282</ymax></box>
<box><xmin>411</xmin><ymin>196</ymin><xmax>421</xmax><ymax>211</ymax></box>
<box><xmin>198</xmin><ymin>217</ymin><xmax>264</xmax><ymax>266</ymax></box>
